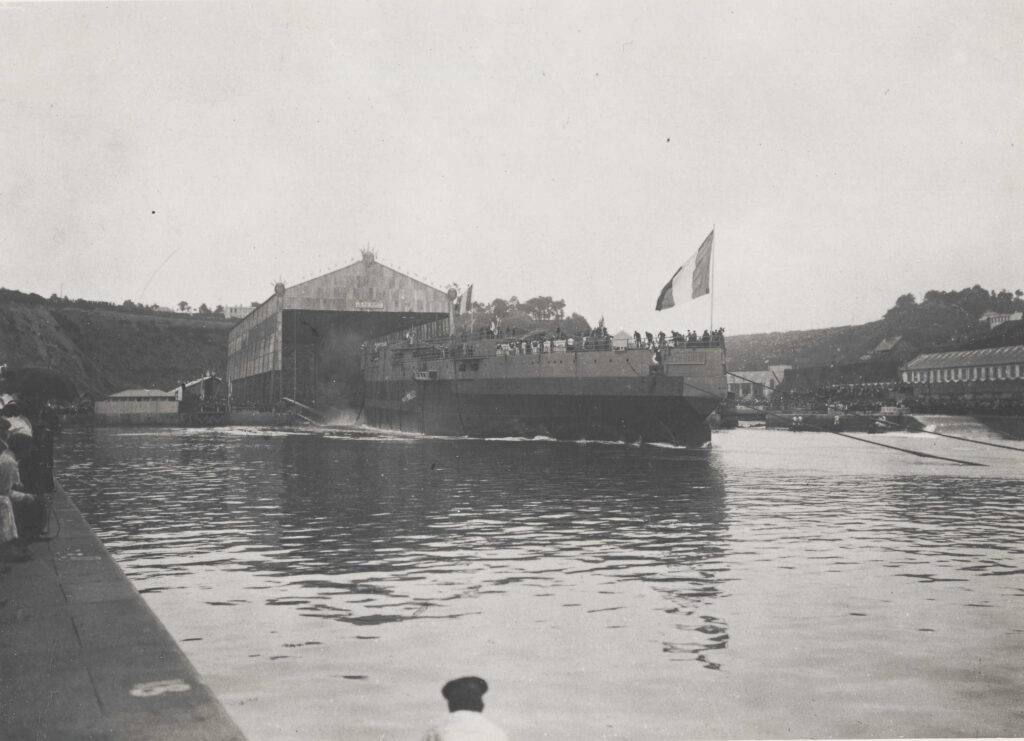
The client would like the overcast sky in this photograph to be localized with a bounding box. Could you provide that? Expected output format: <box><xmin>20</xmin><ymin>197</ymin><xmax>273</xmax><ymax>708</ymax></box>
<box><xmin>2</xmin><ymin>1</ymin><xmax>1022</xmax><ymax>334</ymax></box>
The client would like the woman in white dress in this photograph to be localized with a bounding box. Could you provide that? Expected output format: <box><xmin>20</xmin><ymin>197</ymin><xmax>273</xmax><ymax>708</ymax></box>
<box><xmin>0</xmin><ymin>420</ymin><xmax>26</xmax><ymax>561</ymax></box>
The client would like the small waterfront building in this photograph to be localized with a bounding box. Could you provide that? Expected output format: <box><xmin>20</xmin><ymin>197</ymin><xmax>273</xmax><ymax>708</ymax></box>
<box><xmin>94</xmin><ymin>388</ymin><xmax>179</xmax><ymax>424</ymax></box>
<box><xmin>900</xmin><ymin>345</ymin><xmax>1024</xmax><ymax>403</ymax></box>
<box><xmin>728</xmin><ymin>366</ymin><xmax>789</xmax><ymax>400</ymax></box>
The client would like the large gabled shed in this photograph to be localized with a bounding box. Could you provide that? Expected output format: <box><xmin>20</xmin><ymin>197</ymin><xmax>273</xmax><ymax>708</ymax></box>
<box><xmin>227</xmin><ymin>253</ymin><xmax>451</xmax><ymax>409</ymax></box>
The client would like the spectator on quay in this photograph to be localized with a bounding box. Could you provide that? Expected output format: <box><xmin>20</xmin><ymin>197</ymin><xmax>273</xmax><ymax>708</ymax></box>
<box><xmin>423</xmin><ymin>676</ymin><xmax>508</xmax><ymax>741</ymax></box>
<box><xmin>0</xmin><ymin>419</ymin><xmax>31</xmax><ymax>563</ymax></box>
<box><xmin>1</xmin><ymin>401</ymin><xmax>47</xmax><ymax>534</ymax></box>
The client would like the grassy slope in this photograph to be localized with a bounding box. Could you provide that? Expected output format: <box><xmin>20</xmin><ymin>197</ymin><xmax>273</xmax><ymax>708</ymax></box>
<box><xmin>0</xmin><ymin>301</ymin><xmax>233</xmax><ymax>398</ymax></box>
<box><xmin>723</xmin><ymin>320</ymin><xmax>892</xmax><ymax>370</ymax></box>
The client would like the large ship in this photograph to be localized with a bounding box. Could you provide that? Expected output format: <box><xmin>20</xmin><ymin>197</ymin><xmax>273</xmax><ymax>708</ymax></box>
<box><xmin>361</xmin><ymin>329</ymin><xmax>727</xmax><ymax>447</ymax></box>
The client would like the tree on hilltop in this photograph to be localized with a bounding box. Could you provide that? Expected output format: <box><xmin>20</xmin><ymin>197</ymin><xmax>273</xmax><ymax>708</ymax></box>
<box><xmin>458</xmin><ymin>293</ymin><xmax>590</xmax><ymax>335</ymax></box>
<box><xmin>881</xmin><ymin>284</ymin><xmax>1024</xmax><ymax>350</ymax></box>
<box><xmin>491</xmin><ymin>298</ymin><xmax>509</xmax><ymax>319</ymax></box>
<box><xmin>521</xmin><ymin>296</ymin><xmax>566</xmax><ymax>321</ymax></box>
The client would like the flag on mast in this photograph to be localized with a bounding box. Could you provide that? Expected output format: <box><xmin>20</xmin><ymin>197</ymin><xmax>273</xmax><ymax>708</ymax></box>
<box><xmin>655</xmin><ymin>230</ymin><xmax>713</xmax><ymax>311</ymax></box>
<box><xmin>457</xmin><ymin>284</ymin><xmax>473</xmax><ymax>314</ymax></box>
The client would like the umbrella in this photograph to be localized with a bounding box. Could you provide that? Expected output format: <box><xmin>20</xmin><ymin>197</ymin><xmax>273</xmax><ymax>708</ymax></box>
<box><xmin>0</xmin><ymin>366</ymin><xmax>79</xmax><ymax>403</ymax></box>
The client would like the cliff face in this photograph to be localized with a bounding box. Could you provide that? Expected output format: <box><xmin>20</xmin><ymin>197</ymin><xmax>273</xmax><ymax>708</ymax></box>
<box><xmin>0</xmin><ymin>301</ymin><xmax>233</xmax><ymax>398</ymax></box>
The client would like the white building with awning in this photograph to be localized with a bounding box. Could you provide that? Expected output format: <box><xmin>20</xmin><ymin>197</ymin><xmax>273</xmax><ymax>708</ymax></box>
<box><xmin>900</xmin><ymin>346</ymin><xmax>1024</xmax><ymax>400</ymax></box>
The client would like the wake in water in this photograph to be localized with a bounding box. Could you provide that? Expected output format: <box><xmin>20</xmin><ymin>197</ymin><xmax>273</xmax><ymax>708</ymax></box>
<box><xmin>915</xmin><ymin>414</ymin><xmax>1019</xmax><ymax>441</ymax></box>
<box><xmin>323</xmin><ymin>408</ymin><xmax>363</xmax><ymax>427</ymax></box>
<box><xmin>129</xmin><ymin>415</ymin><xmax>714</xmax><ymax>450</ymax></box>
<box><xmin>298</xmin><ymin>420</ymin><xmax>709</xmax><ymax>450</ymax></box>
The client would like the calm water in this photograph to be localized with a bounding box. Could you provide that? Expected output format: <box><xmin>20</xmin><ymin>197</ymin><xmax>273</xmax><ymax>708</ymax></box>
<box><xmin>56</xmin><ymin>421</ymin><xmax>1024</xmax><ymax>740</ymax></box>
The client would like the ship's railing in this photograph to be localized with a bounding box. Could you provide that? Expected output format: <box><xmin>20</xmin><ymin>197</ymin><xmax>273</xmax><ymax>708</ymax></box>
<box><xmin>367</xmin><ymin>320</ymin><xmax>725</xmax><ymax>349</ymax></box>
<box><xmin>365</xmin><ymin>335</ymin><xmax>725</xmax><ymax>366</ymax></box>
<box><xmin>447</xmin><ymin>326</ymin><xmax>726</xmax><ymax>348</ymax></box>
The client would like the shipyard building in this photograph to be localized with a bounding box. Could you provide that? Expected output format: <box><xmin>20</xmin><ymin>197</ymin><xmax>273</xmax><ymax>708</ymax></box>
<box><xmin>226</xmin><ymin>252</ymin><xmax>451</xmax><ymax>411</ymax></box>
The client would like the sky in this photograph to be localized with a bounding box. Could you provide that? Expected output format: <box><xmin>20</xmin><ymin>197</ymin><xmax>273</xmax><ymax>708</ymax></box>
<box><xmin>1</xmin><ymin>0</ymin><xmax>1022</xmax><ymax>335</ymax></box>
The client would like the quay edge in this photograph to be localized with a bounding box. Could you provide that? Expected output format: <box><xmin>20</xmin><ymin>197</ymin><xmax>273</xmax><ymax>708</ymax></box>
<box><xmin>0</xmin><ymin>481</ymin><xmax>246</xmax><ymax>741</ymax></box>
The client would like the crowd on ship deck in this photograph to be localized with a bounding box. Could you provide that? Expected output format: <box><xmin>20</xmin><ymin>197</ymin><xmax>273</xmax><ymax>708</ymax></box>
<box><xmin>633</xmin><ymin>328</ymin><xmax>726</xmax><ymax>349</ymax></box>
<box><xmin>486</xmin><ymin>326</ymin><xmax>725</xmax><ymax>357</ymax></box>
<box><xmin>364</xmin><ymin>324</ymin><xmax>725</xmax><ymax>361</ymax></box>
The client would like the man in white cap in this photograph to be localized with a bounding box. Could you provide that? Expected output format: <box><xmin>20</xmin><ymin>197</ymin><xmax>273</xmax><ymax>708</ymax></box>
<box><xmin>423</xmin><ymin>676</ymin><xmax>508</xmax><ymax>741</ymax></box>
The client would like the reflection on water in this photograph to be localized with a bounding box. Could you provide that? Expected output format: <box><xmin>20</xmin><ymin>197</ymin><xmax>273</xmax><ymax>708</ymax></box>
<box><xmin>63</xmin><ymin>429</ymin><xmax>730</xmax><ymax>660</ymax></box>
<box><xmin>57</xmin><ymin>425</ymin><xmax>1024</xmax><ymax>740</ymax></box>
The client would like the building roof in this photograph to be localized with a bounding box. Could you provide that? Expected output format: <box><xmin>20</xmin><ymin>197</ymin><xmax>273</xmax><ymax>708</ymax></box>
<box><xmin>872</xmin><ymin>335</ymin><xmax>903</xmax><ymax>353</ymax></box>
<box><xmin>980</xmin><ymin>310</ymin><xmax>1021</xmax><ymax>319</ymax></box>
<box><xmin>183</xmin><ymin>374</ymin><xmax>221</xmax><ymax>389</ymax></box>
<box><xmin>730</xmin><ymin>370</ymin><xmax>781</xmax><ymax>387</ymax></box>
<box><xmin>282</xmin><ymin>257</ymin><xmax>450</xmax><ymax>314</ymax></box>
<box><xmin>106</xmin><ymin>389</ymin><xmax>176</xmax><ymax>399</ymax></box>
<box><xmin>903</xmin><ymin>345</ymin><xmax>1024</xmax><ymax>371</ymax></box>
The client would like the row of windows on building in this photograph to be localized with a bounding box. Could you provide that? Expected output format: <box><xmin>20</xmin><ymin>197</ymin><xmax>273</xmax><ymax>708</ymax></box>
<box><xmin>902</xmin><ymin>363</ymin><xmax>1024</xmax><ymax>384</ymax></box>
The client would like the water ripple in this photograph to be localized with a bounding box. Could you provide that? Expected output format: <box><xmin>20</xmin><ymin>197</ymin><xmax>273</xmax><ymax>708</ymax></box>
<box><xmin>53</xmin><ymin>424</ymin><xmax>1024</xmax><ymax>739</ymax></box>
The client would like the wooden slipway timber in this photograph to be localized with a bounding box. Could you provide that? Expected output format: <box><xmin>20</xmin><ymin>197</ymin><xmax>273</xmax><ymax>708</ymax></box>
<box><xmin>361</xmin><ymin>337</ymin><xmax>727</xmax><ymax>448</ymax></box>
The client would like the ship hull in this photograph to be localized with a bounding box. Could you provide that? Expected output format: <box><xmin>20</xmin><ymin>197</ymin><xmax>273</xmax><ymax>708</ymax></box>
<box><xmin>365</xmin><ymin>384</ymin><xmax>714</xmax><ymax>446</ymax></box>
<box><xmin>362</xmin><ymin>346</ymin><xmax>726</xmax><ymax>447</ymax></box>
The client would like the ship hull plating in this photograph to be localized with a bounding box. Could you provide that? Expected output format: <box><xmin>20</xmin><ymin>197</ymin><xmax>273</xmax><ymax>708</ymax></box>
<box><xmin>362</xmin><ymin>346</ymin><xmax>726</xmax><ymax>447</ymax></box>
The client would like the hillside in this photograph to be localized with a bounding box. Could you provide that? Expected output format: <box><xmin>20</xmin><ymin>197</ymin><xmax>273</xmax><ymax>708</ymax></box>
<box><xmin>724</xmin><ymin>321</ymin><xmax>887</xmax><ymax>370</ymax></box>
<box><xmin>726</xmin><ymin>286</ymin><xmax>1024</xmax><ymax>370</ymax></box>
<box><xmin>0</xmin><ymin>300</ymin><xmax>233</xmax><ymax>398</ymax></box>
